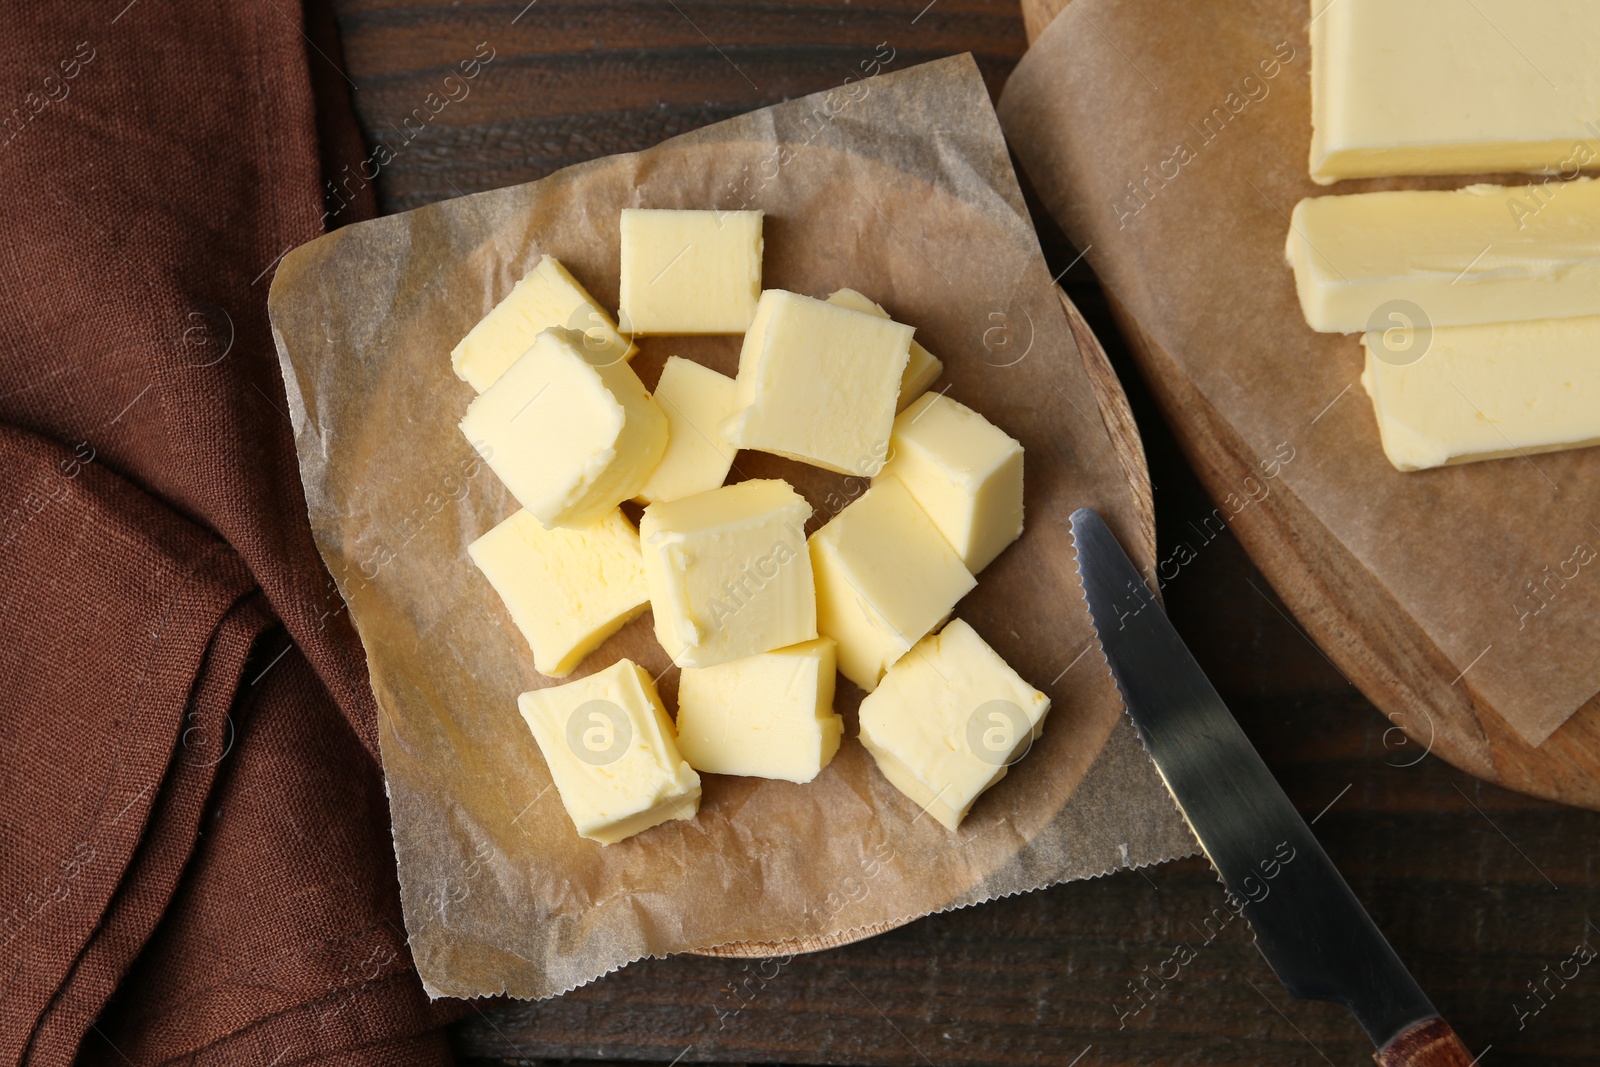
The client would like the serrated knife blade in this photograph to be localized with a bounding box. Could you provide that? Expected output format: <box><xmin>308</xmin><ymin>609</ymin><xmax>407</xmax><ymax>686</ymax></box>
<box><xmin>1069</xmin><ymin>507</ymin><xmax>1472</xmax><ymax>1066</ymax></box>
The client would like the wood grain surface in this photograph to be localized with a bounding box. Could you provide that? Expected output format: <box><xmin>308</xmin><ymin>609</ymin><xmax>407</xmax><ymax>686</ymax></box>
<box><xmin>322</xmin><ymin>1</ymin><xmax>1600</xmax><ymax>1063</ymax></box>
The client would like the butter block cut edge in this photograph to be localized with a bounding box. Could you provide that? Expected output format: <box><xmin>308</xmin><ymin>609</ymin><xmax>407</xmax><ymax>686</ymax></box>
<box><xmin>1360</xmin><ymin>320</ymin><xmax>1600</xmax><ymax>471</ymax></box>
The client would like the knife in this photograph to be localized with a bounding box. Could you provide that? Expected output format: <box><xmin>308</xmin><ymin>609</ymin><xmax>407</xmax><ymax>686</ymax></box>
<box><xmin>1069</xmin><ymin>507</ymin><xmax>1474</xmax><ymax>1066</ymax></box>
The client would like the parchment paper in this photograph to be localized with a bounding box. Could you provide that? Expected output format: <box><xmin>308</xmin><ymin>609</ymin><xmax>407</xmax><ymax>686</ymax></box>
<box><xmin>999</xmin><ymin>2</ymin><xmax>1600</xmax><ymax>747</ymax></box>
<box><xmin>268</xmin><ymin>55</ymin><xmax>1195</xmax><ymax>1001</ymax></box>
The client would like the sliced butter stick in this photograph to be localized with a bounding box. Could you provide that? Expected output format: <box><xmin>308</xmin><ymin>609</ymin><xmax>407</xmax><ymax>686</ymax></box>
<box><xmin>1361</xmin><ymin>316</ymin><xmax>1600</xmax><ymax>472</ymax></box>
<box><xmin>1311</xmin><ymin>0</ymin><xmax>1600</xmax><ymax>184</ymax></box>
<box><xmin>1287</xmin><ymin>180</ymin><xmax>1600</xmax><ymax>333</ymax></box>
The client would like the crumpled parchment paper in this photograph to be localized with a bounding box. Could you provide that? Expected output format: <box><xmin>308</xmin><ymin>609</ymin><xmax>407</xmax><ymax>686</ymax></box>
<box><xmin>268</xmin><ymin>54</ymin><xmax>1196</xmax><ymax>1001</ymax></box>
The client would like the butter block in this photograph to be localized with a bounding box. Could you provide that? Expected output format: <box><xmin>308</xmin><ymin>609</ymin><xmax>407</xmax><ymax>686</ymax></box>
<box><xmin>518</xmin><ymin>659</ymin><xmax>701</xmax><ymax>845</ymax></box>
<box><xmin>468</xmin><ymin>508</ymin><xmax>649</xmax><ymax>677</ymax></box>
<box><xmin>617</xmin><ymin>209</ymin><xmax>763</xmax><ymax>334</ymax></box>
<box><xmin>810</xmin><ymin>476</ymin><xmax>976</xmax><ymax>693</ymax></box>
<box><xmin>635</xmin><ymin>356</ymin><xmax>739</xmax><ymax>505</ymax></box>
<box><xmin>826</xmin><ymin>288</ymin><xmax>943</xmax><ymax>411</ymax></box>
<box><xmin>1311</xmin><ymin>0</ymin><xmax>1600</xmax><ymax>183</ymax></box>
<box><xmin>879</xmin><ymin>392</ymin><xmax>1024</xmax><ymax>574</ymax></box>
<box><xmin>640</xmin><ymin>478</ymin><xmax>816</xmax><ymax>669</ymax></box>
<box><xmin>452</xmin><ymin>254</ymin><xmax>634</xmax><ymax>392</ymax></box>
<box><xmin>460</xmin><ymin>327</ymin><xmax>667</xmax><ymax>529</ymax></box>
<box><xmin>675</xmin><ymin>637</ymin><xmax>843</xmax><ymax>783</ymax></box>
<box><xmin>1361</xmin><ymin>315</ymin><xmax>1600</xmax><ymax>471</ymax></box>
<box><xmin>859</xmin><ymin>619</ymin><xmax>1050</xmax><ymax>831</ymax></box>
<box><xmin>1286</xmin><ymin>180</ymin><xmax>1600</xmax><ymax>333</ymax></box>
<box><xmin>725</xmin><ymin>290</ymin><xmax>911</xmax><ymax>476</ymax></box>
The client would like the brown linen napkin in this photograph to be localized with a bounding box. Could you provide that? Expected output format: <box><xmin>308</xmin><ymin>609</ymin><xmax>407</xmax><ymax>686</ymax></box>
<box><xmin>0</xmin><ymin>1</ymin><xmax>455</xmax><ymax>1063</ymax></box>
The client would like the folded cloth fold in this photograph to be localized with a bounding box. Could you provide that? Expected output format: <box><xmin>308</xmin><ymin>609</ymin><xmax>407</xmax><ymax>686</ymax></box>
<box><xmin>0</xmin><ymin>1</ymin><xmax>457</xmax><ymax>1063</ymax></box>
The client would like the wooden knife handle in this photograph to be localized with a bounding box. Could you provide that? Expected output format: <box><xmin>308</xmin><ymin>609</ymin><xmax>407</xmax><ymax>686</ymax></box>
<box><xmin>1374</xmin><ymin>1018</ymin><xmax>1474</xmax><ymax>1066</ymax></box>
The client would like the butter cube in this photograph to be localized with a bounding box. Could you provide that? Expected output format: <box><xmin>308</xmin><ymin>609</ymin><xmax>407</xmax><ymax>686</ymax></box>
<box><xmin>518</xmin><ymin>660</ymin><xmax>701</xmax><ymax>845</ymax></box>
<box><xmin>640</xmin><ymin>478</ymin><xmax>816</xmax><ymax>669</ymax></box>
<box><xmin>1310</xmin><ymin>0</ymin><xmax>1600</xmax><ymax>183</ymax></box>
<box><xmin>879</xmin><ymin>393</ymin><xmax>1024</xmax><ymax>574</ymax></box>
<box><xmin>826</xmin><ymin>288</ymin><xmax>943</xmax><ymax>411</ymax></box>
<box><xmin>635</xmin><ymin>356</ymin><xmax>739</xmax><ymax>505</ymax></box>
<box><xmin>1286</xmin><ymin>181</ymin><xmax>1600</xmax><ymax>333</ymax></box>
<box><xmin>1361</xmin><ymin>315</ymin><xmax>1600</xmax><ymax>471</ymax></box>
<box><xmin>810</xmin><ymin>476</ymin><xmax>976</xmax><ymax>692</ymax></box>
<box><xmin>468</xmin><ymin>508</ymin><xmax>650</xmax><ymax>677</ymax></box>
<box><xmin>858</xmin><ymin>619</ymin><xmax>1050</xmax><ymax>831</ymax></box>
<box><xmin>675</xmin><ymin>637</ymin><xmax>843</xmax><ymax>783</ymax></box>
<box><xmin>618</xmin><ymin>209</ymin><xmax>763</xmax><ymax>334</ymax></box>
<box><xmin>452</xmin><ymin>255</ymin><xmax>634</xmax><ymax>393</ymax></box>
<box><xmin>725</xmin><ymin>290</ymin><xmax>911</xmax><ymax>476</ymax></box>
<box><xmin>460</xmin><ymin>327</ymin><xmax>667</xmax><ymax>529</ymax></box>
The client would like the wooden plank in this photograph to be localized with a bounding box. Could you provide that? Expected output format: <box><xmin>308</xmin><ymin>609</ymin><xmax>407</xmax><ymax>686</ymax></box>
<box><xmin>326</xmin><ymin>0</ymin><xmax>1027</xmax><ymax>210</ymax></box>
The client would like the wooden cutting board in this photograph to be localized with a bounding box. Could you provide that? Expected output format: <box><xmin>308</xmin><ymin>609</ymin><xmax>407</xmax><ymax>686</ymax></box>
<box><xmin>1019</xmin><ymin>0</ymin><xmax>1600</xmax><ymax>811</ymax></box>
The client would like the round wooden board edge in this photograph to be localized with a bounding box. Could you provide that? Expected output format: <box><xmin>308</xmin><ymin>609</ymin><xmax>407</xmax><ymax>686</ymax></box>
<box><xmin>1015</xmin><ymin>0</ymin><xmax>1600</xmax><ymax>810</ymax></box>
<box><xmin>688</xmin><ymin>286</ymin><xmax>1157</xmax><ymax>959</ymax></box>
<box><xmin>1100</xmin><ymin>292</ymin><xmax>1600</xmax><ymax>810</ymax></box>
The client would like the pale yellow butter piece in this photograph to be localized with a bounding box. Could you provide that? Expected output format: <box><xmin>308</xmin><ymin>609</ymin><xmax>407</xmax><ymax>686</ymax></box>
<box><xmin>725</xmin><ymin>290</ymin><xmax>910</xmax><ymax>476</ymax></box>
<box><xmin>460</xmin><ymin>327</ymin><xmax>667</xmax><ymax>529</ymax></box>
<box><xmin>1286</xmin><ymin>180</ymin><xmax>1600</xmax><ymax>333</ymax></box>
<box><xmin>468</xmin><ymin>508</ymin><xmax>649</xmax><ymax>677</ymax></box>
<box><xmin>635</xmin><ymin>356</ymin><xmax>739</xmax><ymax>505</ymax></box>
<box><xmin>1310</xmin><ymin>0</ymin><xmax>1600</xmax><ymax>184</ymax></box>
<box><xmin>858</xmin><ymin>618</ymin><xmax>1050</xmax><ymax>831</ymax></box>
<box><xmin>617</xmin><ymin>209</ymin><xmax>763</xmax><ymax>334</ymax></box>
<box><xmin>518</xmin><ymin>660</ymin><xmax>701</xmax><ymax>845</ymax></box>
<box><xmin>826</xmin><ymin>288</ymin><xmax>942</xmax><ymax>411</ymax></box>
<box><xmin>452</xmin><ymin>254</ymin><xmax>634</xmax><ymax>392</ymax></box>
<box><xmin>675</xmin><ymin>637</ymin><xmax>843</xmax><ymax>783</ymax></box>
<box><xmin>640</xmin><ymin>478</ymin><xmax>816</xmax><ymax>669</ymax></box>
<box><xmin>1360</xmin><ymin>316</ymin><xmax>1600</xmax><ymax>472</ymax></box>
<box><xmin>879</xmin><ymin>392</ymin><xmax>1023</xmax><ymax>574</ymax></box>
<box><xmin>809</xmin><ymin>476</ymin><xmax>976</xmax><ymax>693</ymax></box>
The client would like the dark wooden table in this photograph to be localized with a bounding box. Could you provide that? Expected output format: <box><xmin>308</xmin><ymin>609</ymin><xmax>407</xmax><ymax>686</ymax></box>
<box><xmin>325</xmin><ymin>3</ymin><xmax>1600</xmax><ymax>1063</ymax></box>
